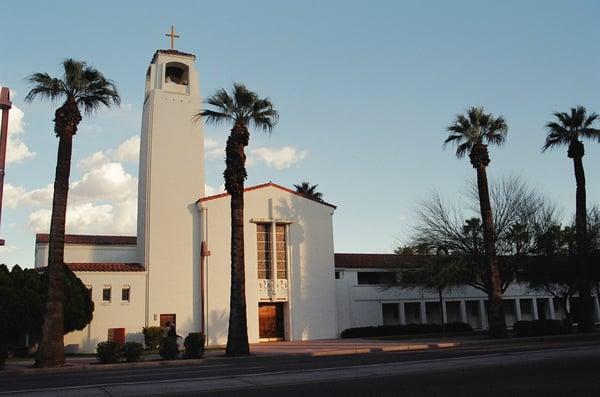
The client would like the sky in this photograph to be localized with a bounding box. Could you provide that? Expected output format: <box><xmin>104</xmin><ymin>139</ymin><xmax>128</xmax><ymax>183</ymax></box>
<box><xmin>1</xmin><ymin>0</ymin><xmax>599</xmax><ymax>267</ymax></box>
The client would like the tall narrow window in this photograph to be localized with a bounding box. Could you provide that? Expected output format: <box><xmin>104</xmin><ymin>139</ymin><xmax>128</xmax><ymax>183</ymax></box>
<box><xmin>102</xmin><ymin>286</ymin><xmax>111</xmax><ymax>302</ymax></box>
<box><xmin>257</xmin><ymin>224</ymin><xmax>271</xmax><ymax>279</ymax></box>
<box><xmin>275</xmin><ymin>224</ymin><xmax>287</xmax><ymax>279</ymax></box>
<box><xmin>122</xmin><ymin>286</ymin><xmax>131</xmax><ymax>302</ymax></box>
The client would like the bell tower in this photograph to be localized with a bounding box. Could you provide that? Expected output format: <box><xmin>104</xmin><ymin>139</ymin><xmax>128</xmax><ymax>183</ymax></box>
<box><xmin>137</xmin><ymin>46</ymin><xmax>205</xmax><ymax>332</ymax></box>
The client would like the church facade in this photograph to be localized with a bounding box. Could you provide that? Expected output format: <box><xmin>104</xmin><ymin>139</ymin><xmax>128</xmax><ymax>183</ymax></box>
<box><xmin>34</xmin><ymin>48</ymin><xmax>600</xmax><ymax>353</ymax></box>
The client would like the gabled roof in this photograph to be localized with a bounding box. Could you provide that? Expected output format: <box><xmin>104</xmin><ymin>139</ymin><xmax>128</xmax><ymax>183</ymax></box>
<box><xmin>197</xmin><ymin>182</ymin><xmax>337</xmax><ymax>209</ymax></box>
<box><xmin>36</xmin><ymin>234</ymin><xmax>136</xmax><ymax>246</ymax></box>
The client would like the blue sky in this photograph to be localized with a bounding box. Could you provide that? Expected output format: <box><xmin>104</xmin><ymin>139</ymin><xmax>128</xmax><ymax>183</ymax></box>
<box><xmin>1</xmin><ymin>0</ymin><xmax>599</xmax><ymax>267</ymax></box>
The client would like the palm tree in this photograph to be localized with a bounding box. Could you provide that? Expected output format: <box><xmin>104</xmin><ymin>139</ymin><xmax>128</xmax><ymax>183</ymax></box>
<box><xmin>445</xmin><ymin>106</ymin><xmax>508</xmax><ymax>338</ymax></box>
<box><xmin>294</xmin><ymin>181</ymin><xmax>324</xmax><ymax>202</ymax></box>
<box><xmin>543</xmin><ymin>106</ymin><xmax>600</xmax><ymax>332</ymax></box>
<box><xmin>196</xmin><ymin>83</ymin><xmax>278</xmax><ymax>355</ymax></box>
<box><xmin>25</xmin><ymin>59</ymin><xmax>120</xmax><ymax>367</ymax></box>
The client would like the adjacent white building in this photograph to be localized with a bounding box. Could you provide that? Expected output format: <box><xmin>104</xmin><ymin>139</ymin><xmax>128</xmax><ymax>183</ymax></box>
<box><xmin>33</xmin><ymin>48</ymin><xmax>600</xmax><ymax>353</ymax></box>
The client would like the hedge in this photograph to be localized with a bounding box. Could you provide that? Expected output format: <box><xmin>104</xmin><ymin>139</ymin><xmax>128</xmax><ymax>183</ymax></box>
<box><xmin>340</xmin><ymin>322</ymin><xmax>473</xmax><ymax>338</ymax></box>
<box><xmin>122</xmin><ymin>342</ymin><xmax>144</xmax><ymax>362</ymax></box>
<box><xmin>183</xmin><ymin>332</ymin><xmax>205</xmax><ymax>359</ymax></box>
<box><xmin>513</xmin><ymin>320</ymin><xmax>572</xmax><ymax>337</ymax></box>
<box><xmin>159</xmin><ymin>337</ymin><xmax>179</xmax><ymax>360</ymax></box>
<box><xmin>142</xmin><ymin>326</ymin><xmax>165</xmax><ymax>350</ymax></box>
<box><xmin>96</xmin><ymin>341</ymin><xmax>122</xmax><ymax>363</ymax></box>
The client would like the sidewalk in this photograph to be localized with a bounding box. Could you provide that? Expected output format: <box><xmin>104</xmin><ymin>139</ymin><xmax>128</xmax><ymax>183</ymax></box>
<box><xmin>4</xmin><ymin>332</ymin><xmax>599</xmax><ymax>374</ymax></box>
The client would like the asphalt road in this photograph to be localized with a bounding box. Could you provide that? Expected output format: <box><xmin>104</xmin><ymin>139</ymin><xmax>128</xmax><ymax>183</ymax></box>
<box><xmin>1</xmin><ymin>339</ymin><xmax>600</xmax><ymax>396</ymax></box>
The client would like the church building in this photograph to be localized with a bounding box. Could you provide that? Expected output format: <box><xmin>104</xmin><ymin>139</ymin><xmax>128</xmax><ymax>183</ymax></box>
<box><xmin>34</xmin><ymin>48</ymin><xmax>339</xmax><ymax>351</ymax></box>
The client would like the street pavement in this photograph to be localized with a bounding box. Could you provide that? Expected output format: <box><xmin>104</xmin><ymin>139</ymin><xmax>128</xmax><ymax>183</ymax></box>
<box><xmin>1</xmin><ymin>336</ymin><xmax>599</xmax><ymax>396</ymax></box>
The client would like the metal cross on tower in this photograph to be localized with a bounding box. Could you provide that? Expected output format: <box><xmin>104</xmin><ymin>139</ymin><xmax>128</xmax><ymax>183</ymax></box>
<box><xmin>165</xmin><ymin>25</ymin><xmax>180</xmax><ymax>50</ymax></box>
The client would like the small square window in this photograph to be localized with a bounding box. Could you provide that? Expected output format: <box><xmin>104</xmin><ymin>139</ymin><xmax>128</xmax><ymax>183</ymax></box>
<box><xmin>122</xmin><ymin>287</ymin><xmax>130</xmax><ymax>302</ymax></box>
<box><xmin>102</xmin><ymin>287</ymin><xmax>111</xmax><ymax>302</ymax></box>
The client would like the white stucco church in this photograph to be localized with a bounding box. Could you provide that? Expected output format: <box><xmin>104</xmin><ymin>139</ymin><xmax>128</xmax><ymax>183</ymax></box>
<box><xmin>34</xmin><ymin>47</ymin><xmax>600</xmax><ymax>353</ymax></box>
<box><xmin>34</xmin><ymin>48</ymin><xmax>339</xmax><ymax>351</ymax></box>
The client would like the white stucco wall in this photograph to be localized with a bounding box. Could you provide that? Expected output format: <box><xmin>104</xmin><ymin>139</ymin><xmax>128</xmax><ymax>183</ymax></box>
<box><xmin>335</xmin><ymin>267</ymin><xmax>600</xmax><ymax>333</ymax></box>
<box><xmin>63</xmin><ymin>272</ymin><xmax>147</xmax><ymax>353</ymax></box>
<box><xmin>199</xmin><ymin>185</ymin><xmax>338</xmax><ymax>345</ymax></box>
<box><xmin>35</xmin><ymin>243</ymin><xmax>137</xmax><ymax>267</ymax></box>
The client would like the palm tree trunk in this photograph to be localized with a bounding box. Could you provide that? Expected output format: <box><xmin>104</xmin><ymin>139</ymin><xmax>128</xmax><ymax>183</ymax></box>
<box><xmin>572</xmin><ymin>155</ymin><xmax>594</xmax><ymax>332</ymax></box>
<box><xmin>225</xmin><ymin>123</ymin><xmax>250</xmax><ymax>356</ymax></box>
<box><xmin>476</xmin><ymin>165</ymin><xmax>507</xmax><ymax>338</ymax></box>
<box><xmin>36</xmin><ymin>99</ymin><xmax>80</xmax><ymax>368</ymax></box>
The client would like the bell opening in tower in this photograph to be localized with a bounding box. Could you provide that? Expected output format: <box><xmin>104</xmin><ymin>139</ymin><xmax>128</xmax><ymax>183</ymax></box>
<box><xmin>165</xmin><ymin>62</ymin><xmax>189</xmax><ymax>86</ymax></box>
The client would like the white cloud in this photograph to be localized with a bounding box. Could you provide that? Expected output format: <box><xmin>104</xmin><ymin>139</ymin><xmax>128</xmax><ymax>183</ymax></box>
<box><xmin>112</xmin><ymin>135</ymin><xmax>140</xmax><ymax>163</ymax></box>
<box><xmin>205</xmin><ymin>136</ymin><xmax>224</xmax><ymax>161</ymax></box>
<box><xmin>71</xmin><ymin>162</ymin><xmax>137</xmax><ymax>202</ymax></box>
<box><xmin>3</xmin><ymin>183</ymin><xmax>53</xmax><ymax>209</ymax></box>
<box><xmin>26</xmin><ymin>199</ymin><xmax>138</xmax><ymax>235</ymax></box>
<box><xmin>250</xmin><ymin>146</ymin><xmax>308</xmax><ymax>170</ymax></box>
<box><xmin>78</xmin><ymin>151</ymin><xmax>110</xmax><ymax>170</ymax></box>
<box><xmin>5</xmin><ymin>105</ymin><xmax>36</xmax><ymax>164</ymax></box>
<box><xmin>205</xmin><ymin>183</ymin><xmax>226</xmax><ymax>196</ymax></box>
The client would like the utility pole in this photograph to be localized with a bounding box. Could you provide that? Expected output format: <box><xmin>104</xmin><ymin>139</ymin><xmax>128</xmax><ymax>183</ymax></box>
<box><xmin>0</xmin><ymin>87</ymin><xmax>12</xmax><ymax>246</ymax></box>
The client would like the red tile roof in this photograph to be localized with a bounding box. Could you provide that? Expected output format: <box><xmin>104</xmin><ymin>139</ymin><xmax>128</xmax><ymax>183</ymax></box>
<box><xmin>334</xmin><ymin>253</ymin><xmax>427</xmax><ymax>269</ymax></box>
<box><xmin>36</xmin><ymin>234</ymin><xmax>136</xmax><ymax>246</ymax></box>
<box><xmin>67</xmin><ymin>263</ymin><xmax>145</xmax><ymax>272</ymax></box>
<box><xmin>197</xmin><ymin>182</ymin><xmax>337</xmax><ymax>209</ymax></box>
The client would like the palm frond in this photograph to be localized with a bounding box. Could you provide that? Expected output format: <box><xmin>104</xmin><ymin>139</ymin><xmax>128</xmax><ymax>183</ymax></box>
<box><xmin>25</xmin><ymin>58</ymin><xmax>120</xmax><ymax>115</ymax></box>
<box><xmin>24</xmin><ymin>73</ymin><xmax>64</xmax><ymax>102</ymax></box>
<box><xmin>198</xmin><ymin>83</ymin><xmax>278</xmax><ymax>133</ymax></box>
<box><xmin>543</xmin><ymin>106</ymin><xmax>600</xmax><ymax>151</ymax></box>
<box><xmin>445</xmin><ymin>106</ymin><xmax>507</xmax><ymax>157</ymax></box>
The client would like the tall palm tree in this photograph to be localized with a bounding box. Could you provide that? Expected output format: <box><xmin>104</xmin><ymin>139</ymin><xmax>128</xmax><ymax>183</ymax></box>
<box><xmin>445</xmin><ymin>106</ymin><xmax>508</xmax><ymax>338</ymax></box>
<box><xmin>543</xmin><ymin>106</ymin><xmax>600</xmax><ymax>332</ymax></box>
<box><xmin>294</xmin><ymin>181</ymin><xmax>324</xmax><ymax>202</ymax></box>
<box><xmin>25</xmin><ymin>59</ymin><xmax>120</xmax><ymax>367</ymax></box>
<box><xmin>196</xmin><ymin>83</ymin><xmax>278</xmax><ymax>355</ymax></box>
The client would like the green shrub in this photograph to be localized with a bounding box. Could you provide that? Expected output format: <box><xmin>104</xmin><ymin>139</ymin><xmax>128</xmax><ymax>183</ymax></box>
<box><xmin>183</xmin><ymin>333</ymin><xmax>205</xmax><ymax>359</ymax></box>
<box><xmin>122</xmin><ymin>342</ymin><xmax>144</xmax><ymax>362</ymax></box>
<box><xmin>96</xmin><ymin>341</ymin><xmax>122</xmax><ymax>364</ymax></box>
<box><xmin>513</xmin><ymin>320</ymin><xmax>571</xmax><ymax>337</ymax></box>
<box><xmin>143</xmin><ymin>326</ymin><xmax>165</xmax><ymax>350</ymax></box>
<box><xmin>159</xmin><ymin>337</ymin><xmax>179</xmax><ymax>360</ymax></box>
<box><xmin>340</xmin><ymin>322</ymin><xmax>473</xmax><ymax>338</ymax></box>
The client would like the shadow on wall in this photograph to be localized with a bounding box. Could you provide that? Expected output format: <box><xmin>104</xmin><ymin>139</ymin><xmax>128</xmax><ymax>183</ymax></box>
<box><xmin>274</xmin><ymin>196</ymin><xmax>309</xmax><ymax>337</ymax></box>
<box><xmin>126</xmin><ymin>331</ymin><xmax>145</xmax><ymax>344</ymax></box>
<box><xmin>208</xmin><ymin>310</ymin><xmax>229</xmax><ymax>345</ymax></box>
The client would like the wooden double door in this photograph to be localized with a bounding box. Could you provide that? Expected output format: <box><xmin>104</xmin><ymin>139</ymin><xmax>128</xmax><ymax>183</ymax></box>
<box><xmin>259</xmin><ymin>303</ymin><xmax>284</xmax><ymax>339</ymax></box>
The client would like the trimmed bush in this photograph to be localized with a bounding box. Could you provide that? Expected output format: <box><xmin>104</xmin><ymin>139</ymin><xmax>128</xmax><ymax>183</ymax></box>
<box><xmin>183</xmin><ymin>333</ymin><xmax>205</xmax><ymax>359</ymax></box>
<box><xmin>513</xmin><ymin>320</ymin><xmax>571</xmax><ymax>337</ymax></box>
<box><xmin>340</xmin><ymin>322</ymin><xmax>473</xmax><ymax>338</ymax></box>
<box><xmin>96</xmin><ymin>341</ymin><xmax>122</xmax><ymax>363</ymax></box>
<box><xmin>159</xmin><ymin>337</ymin><xmax>179</xmax><ymax>360</ymax></box>
<box><xmin>143</xmin><ymin>326</ymin><xmax>165</xmax><ymax>350</ymax></box>
<box><xmin>122</xmin><ymin>342</ymin><xmax>144</xmax><ymax>362</ymax></box>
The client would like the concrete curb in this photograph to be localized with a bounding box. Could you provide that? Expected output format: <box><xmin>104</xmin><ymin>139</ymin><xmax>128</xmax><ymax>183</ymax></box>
<box><xmin>5</xmin><ymin>357</ymin><xmax>208</xmax><ymax>374</ymax></box>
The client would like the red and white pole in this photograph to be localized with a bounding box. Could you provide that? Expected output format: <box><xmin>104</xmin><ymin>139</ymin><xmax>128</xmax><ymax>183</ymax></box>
<box><xmin>0</xmin><ymin>87</ymin><xmax>12</xmax><ymax>246</ymax></box>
